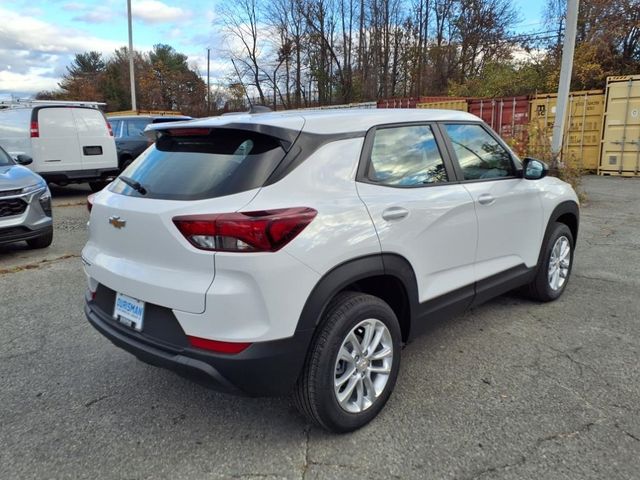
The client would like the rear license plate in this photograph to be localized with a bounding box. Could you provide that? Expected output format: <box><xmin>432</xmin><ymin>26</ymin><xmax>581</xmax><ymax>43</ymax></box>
<box><xmin>114</xmin><ymin>292</ymin><xmax>145</xmax><ymax>331</ymax></box>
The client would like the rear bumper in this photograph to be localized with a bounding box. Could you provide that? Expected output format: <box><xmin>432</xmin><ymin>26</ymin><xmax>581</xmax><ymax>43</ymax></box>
<box><xmin>84</xmin><ymin>291</ymin><xmax>314</xmax><ymax>396</ymax></box>
<box><xmin>41</xmin><ymin>168</ymin><xmax>119</xmax><ymax>184</ymax></box>
<box><xmin>0</xmin><ymin>224</ymin><xmax>52</xmax><ymax>246</ymax></box>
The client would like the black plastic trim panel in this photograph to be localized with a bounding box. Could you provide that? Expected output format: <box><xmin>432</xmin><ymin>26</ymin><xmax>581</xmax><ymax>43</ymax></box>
<box><xmin>0</xmin><ymin>225</ymin><xmax>52</xmax><ymax>246</ymax></box>
<box><xmin>40</xmin><ymin>167</ymin><xmax>119</xmax><ymax>183</ymax></box>
<box><xmin>86</xmin><ymin>289</ymin><xmax>313</xmax><ymax>396</ymax></box>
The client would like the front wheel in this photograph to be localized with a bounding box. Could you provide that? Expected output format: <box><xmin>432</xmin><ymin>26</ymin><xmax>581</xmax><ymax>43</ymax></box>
<box><xmin>26</xmin><ymin>230</ymin><xmax>53</xmax><ymax>249</ymax></box>
<box><xmin>293</xmin><ymin>292</ymin><xmax>401</xmax><ymax>433</ymax></box>
<box><xmin>527</xmin><ymin>222</ymin><xmax>574</xmax><ymax>302</ymax></box>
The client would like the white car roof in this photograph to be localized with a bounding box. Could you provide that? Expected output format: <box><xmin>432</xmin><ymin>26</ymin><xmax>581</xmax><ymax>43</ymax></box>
<box><xmin>147</xmin><ymin>108</ymin><xmax>480</xmax><ymax>135</ymax></box>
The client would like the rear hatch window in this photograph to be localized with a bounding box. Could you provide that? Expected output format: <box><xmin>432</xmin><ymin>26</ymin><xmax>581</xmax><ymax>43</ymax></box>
<box><xmin>109</xmin><ymin>128</ymin><xmax>288</xmax><ymax>200</ymax></box>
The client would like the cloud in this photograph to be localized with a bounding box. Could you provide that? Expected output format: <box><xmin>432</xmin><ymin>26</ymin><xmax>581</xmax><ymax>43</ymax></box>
<box><xmin>132</xmin><ymin>0</ymin><xmax>190</xmax><ymax>24</ymax></box>
<box><xmin>0</xmin><ymin>7</ymin><xmax>126</xmax><ymax>94</ymax></box>
<box><xmin>0</xmin><ymin>7</ymin><xmax>123</xmax><ymax>54</ymax></box>
<box><xmin>71</xmin><ymin>5</ymin><xmax>116</xmax><ymax>24</ymax></box>
<box><xmin>0</xmin><ymin>70</ymin><xmax>60</xmax><ymax>93</ymax></box>
<box><xmin>63</xmin><ymin>2</ymin><xmax>85</xmax><ymax>11</ymax></box>
<box><xmin>0</xmin><ymin>3</ymin><xmax>216</xmax><ymax>96</ymax></box>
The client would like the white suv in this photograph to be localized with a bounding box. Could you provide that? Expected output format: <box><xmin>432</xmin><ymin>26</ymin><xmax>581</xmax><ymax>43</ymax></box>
<box><xmin>83</xmin><ymin>109</ymin><xmax>579</xmax><ymax>432</ymax></box>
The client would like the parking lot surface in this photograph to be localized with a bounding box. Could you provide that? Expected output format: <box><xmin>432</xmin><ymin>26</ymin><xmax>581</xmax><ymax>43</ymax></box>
<box><xmin>1</xmin><ymin>176</ymin><xmax>639</xmax><ymax>479</ymax></box>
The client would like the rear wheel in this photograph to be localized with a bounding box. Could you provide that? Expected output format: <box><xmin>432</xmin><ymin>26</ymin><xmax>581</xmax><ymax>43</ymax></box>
<box><xmin>27</xmin><ymin>230</ymin><xmax>53</xmax><ymax>249</ymax></box>
<box><xmin>527</xmin><ymin>222</ymin><xmax>574</xmax><ymax>302</ymax></box>
<box><xmin>89</xmin><ymin>181</ymin><xmax>108</xmax><ymax>193</ymax></box>
<box><xmin>293</xmin><ymin>291</ymin><xmax>401</xmax><ymax>433</ymax></box>
<box><xmin>119</xmin><ymin>156</ymin><xmax>133</xmax><ymax>171</ymax></box>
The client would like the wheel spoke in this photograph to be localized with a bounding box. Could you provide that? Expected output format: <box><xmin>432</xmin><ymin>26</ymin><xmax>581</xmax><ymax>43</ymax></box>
<box><xmin>360</xmin><ymin>322</ymin><xmax>375</xmax><ymax>353</ymax></box>
<box><xmin>370</xmin><ymin>346</ymin><xmax>392</xmax><ymax>360</ymax></box>
<box><xmin>337</xmin><ymin>346</ymin><xmax>355</xmax><ymax>364</ymax></box>
<box><xmin>355</xmin><ymin>378</ymin><xmax>365</xmax><ymax>410</ymax></box>
<box><xmin>337</xmin><ymin>375</ymin><xmax>359</xmax><ymax>405</ymax></box>
<box><xmin>363</xmin><ymin>374</ymin><xmax>376</xmax><ymax>399</ymax></box>
<box><xmin>552</xmin><ymin>269</ymin><xmax>560</xmax><ymax>289</ymax></box>
<box><xmin>368</xmin><ymin>364</ymin><xmax>391</xmax><ymax>374</ymax></box>
<box><xmin>366</xmin><ymin>326</ymin><xmax>384</xmax><ymax>357</ymax></box>
<box><xmin>347</xmin><ymin>332</ymin><xmax>363</xmax><ymax>356</ymax></box>
<box><xmin>335</xmin><ymin>365</ymin><xmax>356</xmax><ymax>388</ymax></box>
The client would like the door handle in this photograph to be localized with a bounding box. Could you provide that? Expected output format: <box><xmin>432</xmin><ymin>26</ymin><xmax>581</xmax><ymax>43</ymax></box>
<box><xmin>382</xmin><ymin>207</ymin><xmax>409</xmax><ymax>221</ymax></box>
<box><xmin>478</xmin><ymin>193</ymin><xmax>495</xmax><ymax>206</ymax></box>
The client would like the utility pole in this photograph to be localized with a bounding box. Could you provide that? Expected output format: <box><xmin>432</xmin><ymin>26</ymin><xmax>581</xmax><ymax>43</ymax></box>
<box><xmin>207</xmin><ymin>48</ymin><xmax>211</xmax><ymax>115</ymax></box>
<box><xmin>551</xmin><ymin>0</ymin><xmax>579</xmax><ymax>165</ymax></box>
<box><xmin>127</xmin><ymin>0</ymin><xmax>137</xmax><ymax>111</ymax></box>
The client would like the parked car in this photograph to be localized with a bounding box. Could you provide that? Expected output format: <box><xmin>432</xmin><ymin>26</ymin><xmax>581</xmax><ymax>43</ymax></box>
<box><xmin>107</xmin><ymin>114</ymin><xmax>192</xmax><ymax>170</ymax></box>
<box><xmin>0</xmin><ymin>144</ymin><xmax>52</xmax><ymax>249</ymax></box>
<box><xmin>0</xmin><ymin>101</ymin><xmax>119</xmax><ymax>192</ymax></box>
<box><xmin>83</xmin><ymin>109</ymin><xmax>579</xmax><ymax>432</ymax></box>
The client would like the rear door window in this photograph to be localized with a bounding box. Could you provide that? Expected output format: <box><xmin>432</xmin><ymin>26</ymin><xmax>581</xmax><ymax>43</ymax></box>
<box><xmin>109</xmin><ymin>128</ymin><xmax>287</xmax><ymax>200</ymax></box>
<box><xmin>108</xmin><ymin>119</ymin><xmax>123</xmax><ymax>138</ymax></box>
<box><xmin>126</xmin><ymin>119</ymin><xmax>150</xmax><ymax>137</ymax></box>
<box><xmin>366</xmin><ymin>125</ymin><xmax>449</xmax><ymax>186</ymax></box>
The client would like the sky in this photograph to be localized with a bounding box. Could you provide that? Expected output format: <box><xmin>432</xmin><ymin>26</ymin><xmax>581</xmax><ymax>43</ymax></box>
<box><xmin>0</xmin><ymin>0</ymin><xmax>548</xmax><ymax>99</ymax></box>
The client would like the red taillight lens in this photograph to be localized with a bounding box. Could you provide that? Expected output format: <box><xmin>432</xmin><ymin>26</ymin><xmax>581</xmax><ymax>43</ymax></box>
<box><xmin>30</xmin><ymin>121</ymin><xmax>39</xmax><ymax>138</ymax></box>
<box><xmin>187</xmin><ymin>335</ymin><xmax>251</xmax><ymax>354</ymax></box>
<box><xmin>173</xmin><ymin>207</ymin><xmax>317</xmax><ymax>252</ymax></box>
<box><xmin>87</xmin><ymin>193</ymin><xmax>95</xmax><ymax>212</ymax></box>
<box><xmin>106</xmin><ymin>121</ymin><xmax>114</xmax><ymax>136</ymax></box>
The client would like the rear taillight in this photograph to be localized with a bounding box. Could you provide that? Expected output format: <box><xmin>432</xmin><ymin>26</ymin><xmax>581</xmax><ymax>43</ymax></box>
<box><xmin>106</xmin><ymin>121</ymin><xmax>113</xmax><ymax>136</ymax></box>
<box><xmin>87</xmin><ymin>193</ymin><xmax>95</xmax><ymax>212</ymax></box>
<box><xmin>187</xmin><ymin>335</ymin><xmax>251</xmax><ymax>354</ymax></box>
<box><xmin>30</xmin><ymin>121</ymin><xmax>39</xmax><ymax>138</ymax></box>
<box><xmin>173</xmin><ymin>207</ymin><xmax>317</xmax><ymax>252</ymax></box>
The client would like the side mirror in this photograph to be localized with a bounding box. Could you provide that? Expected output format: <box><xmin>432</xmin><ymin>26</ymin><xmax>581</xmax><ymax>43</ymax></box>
<box><xmin>15</xmin><ymin>154</ymin><xmax>33</xmax><ymax>166</ymax></box>
<box><xmin>523</xmin><ymin>157</ymin><xmax>548</xmax><ymax>180</ymax></box>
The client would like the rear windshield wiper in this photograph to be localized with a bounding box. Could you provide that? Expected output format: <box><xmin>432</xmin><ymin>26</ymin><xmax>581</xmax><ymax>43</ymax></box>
<box><xmin>119</xmin><ymin>176</ymin><xmax>147</xmax><ymax>195</ymax></box>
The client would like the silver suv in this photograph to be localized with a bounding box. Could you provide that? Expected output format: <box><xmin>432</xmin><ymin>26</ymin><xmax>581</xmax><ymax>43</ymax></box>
<box><xmin>0</xmin><ymin>145</ymin><xmax>53</xmax><ymax>249</ymax></box>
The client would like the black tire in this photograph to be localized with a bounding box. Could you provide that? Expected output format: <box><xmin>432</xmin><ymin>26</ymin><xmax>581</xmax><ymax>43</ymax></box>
<box><xmin>27</xmin><ymin>230</ymin><xmax>53</xmax><ymax>249</ymax></box>
<box><xmin>527</xmin><ymin>222</ymin><xmax>574</xmax><ymax>302</ymax></box>
<box><xmin>119</xmin><ymin>156</ymin><xmax>133</xmax><ymax>171</ymax></box>
<box><xmin>293</xmin><ymin>291</ymin><xmax>402</xmax><ymax>433</ymax></box>
<box><xmin>89</xmin><ymin>181</ymin><xmax>108</xmax><ymax>193</ymax></box>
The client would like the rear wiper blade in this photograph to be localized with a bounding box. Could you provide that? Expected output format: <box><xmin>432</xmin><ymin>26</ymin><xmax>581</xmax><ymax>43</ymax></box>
<box><xmin>119</xmin><ymin>176</ymin><xmax>147</xmax><ymax>195</ymax></box>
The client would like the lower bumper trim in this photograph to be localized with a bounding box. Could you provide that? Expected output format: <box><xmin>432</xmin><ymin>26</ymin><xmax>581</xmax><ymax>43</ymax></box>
<box><xmin>0</xmin><ymin>224</ymin><xmax>52</xmax><ymax>246</ymax></box>
<box><xmin>85</xmin><ymin>303</ymin><xmax>241</xmax><ymax>394</ymax></box>
<box><xmin>84</xmin><ymin>298</ymin><xmax>314</xmax><ymax>396</ymax></box>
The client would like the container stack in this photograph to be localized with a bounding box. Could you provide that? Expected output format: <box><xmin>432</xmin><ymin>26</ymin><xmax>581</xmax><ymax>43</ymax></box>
<box><xmin>529</xmin><ymin>90</ymin><xmax>605</xmax><ymax>172</ymax></box>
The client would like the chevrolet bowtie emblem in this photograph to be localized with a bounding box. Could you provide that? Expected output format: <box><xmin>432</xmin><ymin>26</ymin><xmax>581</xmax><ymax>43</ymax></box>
<box><xmin>108</xmin><ymin>216</ymin><xmax>126</xmax><ymax>229</ymax></box>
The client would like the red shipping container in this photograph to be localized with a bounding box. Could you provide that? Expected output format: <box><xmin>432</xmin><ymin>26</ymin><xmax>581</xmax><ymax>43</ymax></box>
<box><xmin>468</xmin><ymin>96</ymin><xmax>530</xmax><ymax>153</ymax></box>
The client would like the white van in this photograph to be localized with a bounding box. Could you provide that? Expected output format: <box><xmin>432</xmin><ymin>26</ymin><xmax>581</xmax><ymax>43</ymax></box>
<box><xmin>0</xmin><ymin>102</ymin><xmax>119</xmax><ymax>191</ymax></box>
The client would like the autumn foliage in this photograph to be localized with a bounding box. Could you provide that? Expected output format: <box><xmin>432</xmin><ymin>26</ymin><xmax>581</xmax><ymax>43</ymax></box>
<box><xmin>37</xmin><ymin>45</ymin><xmax>207</xmax><ymax>117</ymax></box>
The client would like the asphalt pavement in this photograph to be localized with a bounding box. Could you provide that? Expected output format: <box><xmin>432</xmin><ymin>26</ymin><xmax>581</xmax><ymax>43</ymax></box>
<box><xmin>1</xmin><ymin>176</ymin><xmax>639</xmax><ymax>479</ymax></box>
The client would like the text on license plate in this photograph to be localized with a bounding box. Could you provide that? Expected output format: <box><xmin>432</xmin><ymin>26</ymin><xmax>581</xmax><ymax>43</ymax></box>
<box><xmin>114</xmin><ymin>292</ymin><xmax>145</xmax><ymax>331</ymax></box>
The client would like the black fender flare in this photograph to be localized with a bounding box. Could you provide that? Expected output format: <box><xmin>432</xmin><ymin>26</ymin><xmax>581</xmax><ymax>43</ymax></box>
<box><xmin>537</xmin><ymin>200</ymin><xmax>580</xmax><ymax>266</ymax></box>
<box><xmin>294</xmin><ymin>253</ymin><xmax>419</xmax><ymax>335</ymax></box>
